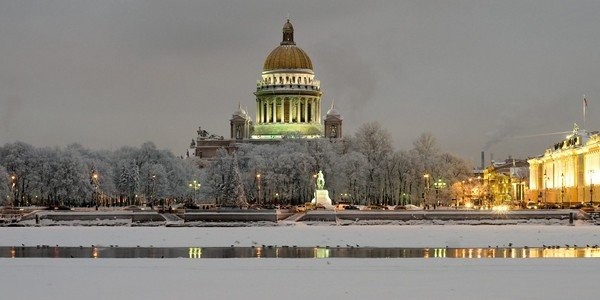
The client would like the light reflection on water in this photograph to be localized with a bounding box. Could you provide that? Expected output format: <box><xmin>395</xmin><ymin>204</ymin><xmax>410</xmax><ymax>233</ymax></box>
<box><xmin>2</xmin><ymin>246</ymin><xmax>600</xmax><ymax>259</ymax></box>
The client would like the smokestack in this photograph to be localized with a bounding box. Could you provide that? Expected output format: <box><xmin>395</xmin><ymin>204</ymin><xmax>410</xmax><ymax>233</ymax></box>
<box><xmin>490</xmin><ymin>153</ymin><xmax>494</xmax><ymax>164</ymax></box>
<box><xmin>481</xmin><ymin>151</ymin><xmax>485</xmax><ymax>170</ymax></box>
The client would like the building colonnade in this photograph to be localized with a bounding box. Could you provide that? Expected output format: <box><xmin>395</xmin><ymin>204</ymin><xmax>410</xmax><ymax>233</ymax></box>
<box><xmin>256</xmin><ymin>97</ymin><xmax>321</xmax><ymax>124</ymax></box>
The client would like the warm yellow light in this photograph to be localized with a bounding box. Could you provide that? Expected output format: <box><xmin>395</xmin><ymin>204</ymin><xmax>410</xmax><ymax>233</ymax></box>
<box><xmin>492</xmin><ymin>205</ymin><xmax>509</xmax><ymax>212</ymax></box>
<box><xmin>424</xmin><ymin>174</ymin><xmax>430</xmax><ymax>178</ymax></box>
<box><xmin>256</xmin><ymin>173</ymin><xmax>261</xmax><ymax>179</ymax></box>
<box><xmin>465</xmin><ymin>202</ymin><xmax>474</xmax><ymax>209</ymax></box>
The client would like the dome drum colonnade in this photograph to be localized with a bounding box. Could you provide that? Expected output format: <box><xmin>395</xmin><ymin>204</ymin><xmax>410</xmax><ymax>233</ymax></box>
<box><xmin>253</xmin><ymin>20</ymin><xmax>323</xmax><ymax>138</ymax></box>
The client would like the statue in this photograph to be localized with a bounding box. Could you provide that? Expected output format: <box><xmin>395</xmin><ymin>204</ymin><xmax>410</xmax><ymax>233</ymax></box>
<box><xmin>311</xmin><ymin>170</ymin><xmax>333</xmax><ymax>209</ymax></box>
<box><xmin>316</xmin><ymin>170</ymin><xmax>325</xmax><ymax>190</ymax></box>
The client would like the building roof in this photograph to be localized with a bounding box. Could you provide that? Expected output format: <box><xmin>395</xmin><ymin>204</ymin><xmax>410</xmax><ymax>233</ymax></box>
<box><xmin>263</xmin><ymin>20</ymin><xmax>313</xmax><ymax>71</ymax></box>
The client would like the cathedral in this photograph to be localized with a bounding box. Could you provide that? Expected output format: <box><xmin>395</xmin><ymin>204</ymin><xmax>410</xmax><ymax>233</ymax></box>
<box><xmin>191</xmin><ymin>20</ymin><xmax>343</xmax><ymax>159</ymax></box>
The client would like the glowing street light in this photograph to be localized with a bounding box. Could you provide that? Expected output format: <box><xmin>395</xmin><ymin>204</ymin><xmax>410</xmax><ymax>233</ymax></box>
<box><xmin>256</xmin><ymin>173</ymin><xmax>262</xmax><ymax>205</ymax></box>
<box><xmin>433</xmin><ymin>178</ymin><xmax>447</xmax><ymax>206</ymax></box>
<box><xmin>91</xmin><ymin>171</ymin><xmax>100</xmax><ymax>208</ymax></box>
<box><xmin>188</xmin><ymin>180</ymin><xmax>201</xmax><ymax>201</ymax></box>
<box><xmin>423</xmin><ymin>174</ymin><xmax>430</xmax><ymax>206</ymax></box>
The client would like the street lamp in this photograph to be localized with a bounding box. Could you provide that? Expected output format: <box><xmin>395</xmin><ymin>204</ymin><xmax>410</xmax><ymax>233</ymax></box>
<box><xmin>256</xmin><ymin>173</ymin><xmax>262</xmax><ymax>205</ymax></box>
<box><xmin>10</xmin><ymin>175</ymin><xmax>16</xmax><ymax>207</ymax></box>
<box><xmin>91</xmin><ymin>172</ymin><xmax>99</xmax><ymax>208</ymax></box>
<box><xmin>589</xmin><ymin>170</ymin><xmax>594</xmax><ymax>206</ymax></box>
<box><xmin>423</xmin><ymin>174</ymin><xmax>430</xmax><ymax>207</ymax></box>
<box><xmin>188</xmin><ymin>180</ymin><xmax>201</xmax><ymax>202</ymax></box>
<box><xmin>561</xmin><ymin>172</ymin><xmax>564</xmax><ymax>209</ymax></box>
<box><xmin>151</xmin><ymin>175</ymin><xmax>157</xmax><ymax>207</ymax></box>
<box><xmin>543</xmin><ymin>170</ymin><xmax>549</xmax><ymax>208</ymax></box>
<box><xmin>433</xmin><ymin>178</ymin><xmax>446</xmax><ymax>207</ymax></box>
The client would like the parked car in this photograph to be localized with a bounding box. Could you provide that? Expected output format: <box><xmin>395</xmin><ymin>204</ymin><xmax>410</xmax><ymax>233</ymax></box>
<box><xmin>345</xmin><ymin>205</ymin><xmax>359</xmax><ymax>210</ymax></box>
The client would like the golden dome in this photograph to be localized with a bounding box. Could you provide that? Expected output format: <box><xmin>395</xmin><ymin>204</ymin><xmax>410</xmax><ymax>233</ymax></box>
<box><xmin>263</xmin><ymin>20</ymin><xmax>313</xmax><ymax>71</ymax></box>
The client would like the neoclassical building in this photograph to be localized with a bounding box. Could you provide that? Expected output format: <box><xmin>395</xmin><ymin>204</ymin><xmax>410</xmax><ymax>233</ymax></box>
<box><xmin>528</xmin><ymin>124</ymin><xmax>600</xmax><ymax>207</ymax></box>
<box><xmin>192</xmin><ymin>20</ymin><xmax>343</xmax><ymax>159</ymax></box>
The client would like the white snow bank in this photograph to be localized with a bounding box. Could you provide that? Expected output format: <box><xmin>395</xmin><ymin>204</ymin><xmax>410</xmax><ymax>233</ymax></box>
<box><xmin>1</xmin><ymin>223</ymin><xmax>599</xmax><ymax>248</ymax></box>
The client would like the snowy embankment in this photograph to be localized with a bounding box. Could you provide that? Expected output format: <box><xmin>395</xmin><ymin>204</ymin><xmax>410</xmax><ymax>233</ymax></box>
<box><xmin>2</xmin><ymin>223</ymin><xmax>599</xmax><ymax>248</ymax></box>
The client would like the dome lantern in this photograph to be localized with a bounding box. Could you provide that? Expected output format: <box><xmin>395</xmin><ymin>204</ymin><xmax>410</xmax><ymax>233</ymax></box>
<box><xmin>281</xmin><ymin>19</ymin><xmax>295</xmax><ymax>45</ymax></box>
<box><xmin>263</xmin><ymin>20</ymin><xmax>313</xmax><ymax>71</ymax></box>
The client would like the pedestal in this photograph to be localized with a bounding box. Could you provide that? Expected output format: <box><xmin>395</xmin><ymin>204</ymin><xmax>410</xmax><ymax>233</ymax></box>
<box><xmin>311</xmin><ymin>189</ymin><xmax>333</xmax><ymax>209</ymax></box>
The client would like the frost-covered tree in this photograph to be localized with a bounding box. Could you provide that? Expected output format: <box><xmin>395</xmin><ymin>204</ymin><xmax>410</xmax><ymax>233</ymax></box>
<box><xmin>0</xmin><ymin>166</ymin><xmax>9</xmax><ymax>205</ymax></box>
<box><xmin>353</xmin><ymin>122</ymin><xmax>393</xmax><ymax>204</ymax></box>
<box><xmin>115</xmin><ymin>159</ymin><xmax>139</xmax><ymax>205</ymax></box>
<box><xmin>221</xmin><ymin>153</ymin><xmax>247</xmax><ymax>207</ymax></box>
<box><xmin>139</xmin><ymin>163</ymin><xmax>168</xmax><ymax>204</ymax></box>
<box><xmin>0</xmin><ymin>142</ymin><xmax>35</xmax><ymax>206</ymax></box>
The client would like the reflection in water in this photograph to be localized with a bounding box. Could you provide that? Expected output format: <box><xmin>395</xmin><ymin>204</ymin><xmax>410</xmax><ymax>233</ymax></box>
<box><xmin>2</xmin><ymin>246</ymin><xmax>600</xmax><ymax>259</ymax></box>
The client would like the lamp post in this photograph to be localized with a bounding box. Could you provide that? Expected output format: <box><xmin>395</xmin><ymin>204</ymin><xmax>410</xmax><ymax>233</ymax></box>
<box><xmin>188</xmin><ymin>180</ymin><xmax>201</xmax><ymax>202</ymax></box>
<box><xmin>91</xmin><ymin>172</ymin><xmax>99</xmax><ymax>208</ymax></box>
<box><xmin>423</xmin><ymin>174</ymin><xmax>430</xmax><ymax>207</ymax></box>
<box><xmin>151</xmin><ymin>175</ymin><xmax>157</xmax><ymax>207</ymax></box>
<box><xmin>560</xmin><ymin>172</ymin><xmax>564</xmax><ymax>209</ymax></box>
<box><xmin>543</xmin><ymin>170</ymin><xmax>548</xmax><ymax>209</ymax></box>
<box><xmin>433</xmin><ymin>179</ymin><xmax>447</xmax><ymax>207</ymax></box>
<box><xmin>9</xmin><ymin>175</ymin><xmax>18</xmax><ymax>207</ymax></box>
<box><xmin>256</xmin><ymin>173</ymin><xmax>261</xmax><ymax>206</ymax></box>
<box><xmin>589</xmin><ymin>170</ymin><xmax>594</xmax><ymax>206</ymax></box>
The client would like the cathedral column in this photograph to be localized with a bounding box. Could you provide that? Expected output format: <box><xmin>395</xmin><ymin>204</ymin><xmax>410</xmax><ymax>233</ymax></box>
<box><xmin>257</xmin><ymin>101</ymin><xmax>261</xmax><ymax>123</ymax></box>
<box><xmin>288</xmin><ymin>99</ymin><xmax>292</xmax><ymax>123</ymax></box>
<box><xmin>272</xmin><ymin>100</ymin><xmax>276</xmax><ymax>123</ymax></box>
<box><xmin>310</xmin><ymin>99</ymin><xmax>315</xmax><ymax>123</ymax></box>
<box><xmin>267</xmin><ymin>100</ymin><xmax>271</xmax><ymax>123</ymax></box>
<box><xmin>303</xmin><ymin>98</ymin><xmax>308</xmax><ymax>123</ymax></box>
<box><xmin>296</xmin><ymin>100</ymin><xmax>301</xmax><ymax>123</ymax></box>
<box><xmin>316</xmin><ymin>101</ymin><xmax>320</xmax><ymax>123</ymax></box>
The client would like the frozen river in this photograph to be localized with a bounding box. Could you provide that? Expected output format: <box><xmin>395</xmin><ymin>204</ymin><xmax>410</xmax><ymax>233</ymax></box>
<box><xmin>1</xmin><ymin>224</ymin><xmax>599</xmax><ymax>299</ymax></box>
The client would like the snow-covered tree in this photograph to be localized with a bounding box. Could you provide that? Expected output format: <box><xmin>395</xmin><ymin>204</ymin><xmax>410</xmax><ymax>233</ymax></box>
<box><xmin>221</xmin><ymin>153</ymin><xmax>248</xmax><ymax>207</ymax></box>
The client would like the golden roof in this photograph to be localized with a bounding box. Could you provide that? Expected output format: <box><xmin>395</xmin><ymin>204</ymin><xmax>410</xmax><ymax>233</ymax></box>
<box><xmin>263</xmin><ymin>20</ymin><xmax>313</xmax><ymax>71</ymax></box>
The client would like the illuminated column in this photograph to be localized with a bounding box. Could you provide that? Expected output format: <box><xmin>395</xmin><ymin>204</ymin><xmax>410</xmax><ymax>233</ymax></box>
<box><xmin>303</xmin><ymin>98</ymin><xmax>308</xmax><ymax>123</ymax></box>
<box><xmin>257</xmin><ymin>101</ymin><xmax>261</xmax><ymax>123</ymax></box>
<box><xmin>311</xmin><ymin>99</ymin><xmax>315</xmax><ymax>123</ymax></box>
<box><xmin>272</xmin><ymin>100</ymin><xmax>276</xmax><ymax>123</ymax></box>
<box><xmin>316</xmin><ymin>100</ymin><xmax>320</xmax><ymax>123</ymax></box>
<box><xmin>267</xmin><ymin>100</ymin><xmax>272</xmax><ymax>123</ymax></box>
<box><xmin>297</xmin><ymin>99</ymin><xmax>301</xmax><ymax>123</ymax></box>
<box><xmin>287</xmin><ymin>99</ymin><xmax>292</xmax><ymax>123</ymax></box>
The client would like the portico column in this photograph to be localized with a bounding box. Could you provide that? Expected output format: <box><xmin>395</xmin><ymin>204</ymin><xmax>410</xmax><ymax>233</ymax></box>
<box><xmin>316</xmin><ymin>100</ymin><xmax>320</xmax><ymax>123</ymax></box>
<box><xmin>272</xmin><ymin>100</ymin><xmax>276</xmax><ymax>123</ymax></box>
<box><xmin>303</xmin><ymin>99</ymin><xmax>308</xmax><ymax>123</ymax></box>
<box><xmin>257</xmin><ymin>101</ymin><xmax>260</xmax><ymax>123</ymax></box>
<box><xmin>287</xmin><ymin>99</ymin><xmax>291</xmax><ymax>123</ymax></box>
<box><xmin>296</xmin><ymin>100</ymin><xmax>301</xmax><ymax>122</ymax></box>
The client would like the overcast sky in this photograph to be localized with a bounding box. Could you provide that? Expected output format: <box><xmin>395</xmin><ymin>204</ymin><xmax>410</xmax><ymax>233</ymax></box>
<box><xmin>1</xmin><ymin>0</ymin><xmax>600</xmax><ymax>166</ymax></box>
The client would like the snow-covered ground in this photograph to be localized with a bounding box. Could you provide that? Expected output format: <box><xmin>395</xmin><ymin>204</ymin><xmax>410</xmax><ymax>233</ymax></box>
<box><xmin>2</xmin><ymin>222</ymin><xmax>599</xmax><ymax>248</ymax></box>
<box><xmin>2</xmin><ymin>224</ymin><xmax>600</xmax><ymax>299</ymax></box>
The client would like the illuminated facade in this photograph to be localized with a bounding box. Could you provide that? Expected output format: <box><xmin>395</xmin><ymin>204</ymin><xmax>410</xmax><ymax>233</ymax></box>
<box><xmin>193</xmin><ymin>20</ymin><xmax>343</xmax><ymax>159</ymax></box>
<box><xmin>483</xmin><ymin>158</ymin><xmax>529</xmax><ymax>205</ymax></box>
<box><xmin>528</xmin><ymin>125</ymin><xmax>600</xmax><ymax>206</ymax></box>
<box><xmin>253</xmin><ymin>20</ymin><xmax>324</xmax><ymax>138</ymax></box>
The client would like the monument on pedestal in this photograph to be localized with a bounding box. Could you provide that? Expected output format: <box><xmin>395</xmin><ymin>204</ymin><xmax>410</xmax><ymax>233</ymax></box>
<box><xmin>311</xmin><ymin>170</ymin><xmax>333</xmax><ymax>209</ymax></box>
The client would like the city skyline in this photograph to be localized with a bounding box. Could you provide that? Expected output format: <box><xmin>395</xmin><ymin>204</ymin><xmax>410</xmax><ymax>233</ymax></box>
<box><xmin>1</xmin><ymin>1</ymin><xmax>600</xmax><ymax>166</ymax></box>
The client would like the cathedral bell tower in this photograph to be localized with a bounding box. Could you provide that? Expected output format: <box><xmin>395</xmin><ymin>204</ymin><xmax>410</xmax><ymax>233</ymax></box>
<box><xmin>230</xmin><ymin>104</ymin><xmax>252</xmax><ymax>140</ymax></box>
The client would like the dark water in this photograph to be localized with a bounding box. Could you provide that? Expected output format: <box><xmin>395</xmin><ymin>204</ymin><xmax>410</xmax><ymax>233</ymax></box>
<box><xmin>2</xmin><ymin>246</ymin><xmax>600</xmax><ymax>258</ymax></box>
